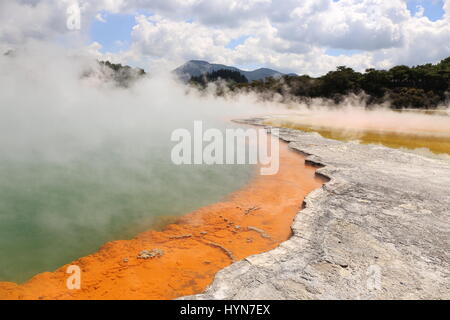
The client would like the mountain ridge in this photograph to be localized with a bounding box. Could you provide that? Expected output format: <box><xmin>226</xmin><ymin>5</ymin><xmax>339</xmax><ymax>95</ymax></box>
<box><xmin>174</xmin><ymin>60</ymin><xmax>296</xmax><ymax>82</ymax></box>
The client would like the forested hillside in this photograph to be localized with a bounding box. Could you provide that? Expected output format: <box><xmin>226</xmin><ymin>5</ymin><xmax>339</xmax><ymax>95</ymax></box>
<box><xmin>192</xmin><ymin>57</ymin><xmax>450</xmax><ymax>109</ymax></box>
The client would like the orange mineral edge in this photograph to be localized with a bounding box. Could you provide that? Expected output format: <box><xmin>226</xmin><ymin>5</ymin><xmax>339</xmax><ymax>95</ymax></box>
<box><xmin>0</xmin><ymin>140</ymin><xmax>324</xmax><ymax>300</ymax></box>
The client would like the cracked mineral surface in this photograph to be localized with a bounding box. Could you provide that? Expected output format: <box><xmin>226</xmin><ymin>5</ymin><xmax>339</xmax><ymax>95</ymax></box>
<box><xmin>183</xmin><ymin>118</ymin><xmax>450</xmax><ymax>300</ymax></box>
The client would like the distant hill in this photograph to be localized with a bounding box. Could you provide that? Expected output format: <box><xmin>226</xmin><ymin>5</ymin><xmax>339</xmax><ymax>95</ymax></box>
<box><xmin>80</xmin><ymin>61</ymin><xmax>146</xmax><ymax>88</ymax></box>
<box><xmin>190</xmin><ymin>69</ymin><xmax>249</xmax><ymax>85</ymax></box>
<box><xmin>222</xmin><ymin>57</ymin><xmax>450</xmax><ymax>110</ymax></box>
<box><xmin>173</xmin><ymin>60</ymin><xmax>295</xmax><ymax>82</ymax></box>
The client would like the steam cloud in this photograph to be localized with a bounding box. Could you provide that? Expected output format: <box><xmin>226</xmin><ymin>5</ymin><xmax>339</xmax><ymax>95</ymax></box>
<box><xmin>1</xmin><ymin>41</ymin><xmax>449</xmax><ymax>283</ymax></box>
<box><xmin>0</xmin><ymin>41</ymin><xmax>267</xmax><ymax>283</ymax></box>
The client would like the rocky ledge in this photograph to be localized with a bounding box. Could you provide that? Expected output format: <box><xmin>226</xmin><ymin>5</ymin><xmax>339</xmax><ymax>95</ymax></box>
<box><xmin>182</xmin><ymin>118</ymin><xmax>450</xmax><ymax>300</ymax></box>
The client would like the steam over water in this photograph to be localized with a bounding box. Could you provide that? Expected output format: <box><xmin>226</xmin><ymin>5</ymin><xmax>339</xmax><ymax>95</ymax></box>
<box><xmin>0</xmin><ymin>45</ymin><xmax>258</xmax><ymax>283</ymax></box>
<box><xmin>0</xmin><ymin>135</ymin><xmax>254</xmax><ymax>283</ymax></box>
<box><xmin>265</xmin><ymin>107</ymin><xmax>450</xmax><ymax>158</ymax></box>
<box><xmin>1</xmin><ymin>43</ymin><xmax>449</xmax><ymax>283</ymax></box>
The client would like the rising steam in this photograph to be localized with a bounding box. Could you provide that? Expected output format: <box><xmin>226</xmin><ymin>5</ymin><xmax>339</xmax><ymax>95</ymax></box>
<box><xmin>1</xmin><ymin>41</ymin><xmax>449</xmax><ymax>283</ymax></box>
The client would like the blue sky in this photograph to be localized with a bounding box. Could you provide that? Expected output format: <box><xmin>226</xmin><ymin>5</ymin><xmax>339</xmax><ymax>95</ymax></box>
<box><xmin>90</xmin><ymin>0</ymin><xmax>447</xmax><ymax>59</ymax></box>
<box><xmin>91</xmin><ymin>14</ymin><xmax>253</xmax><ymax>54</ymax></box>
<box><xmin>60</xmin><ymin>0</ymin><xmax>450</xmax><ymax>76</ymax></box>
<box><xmin>90</xmin><ymin>9</ymin><xmax>153</xmax><ymax>53</ymax></box>
<box><xmin>406</xmin><ymin>0</ymin><xmax>445</xmax><ymax>21</ymax></box>
<box><xmin>90</xmin><ymin>12</ymin><xmax>136</xmax><ymax>52</ymax></box>
<box><xmin>225</xmin><ymin>35</ymin><xmax>251</xmax><ymax>49</ymax></box>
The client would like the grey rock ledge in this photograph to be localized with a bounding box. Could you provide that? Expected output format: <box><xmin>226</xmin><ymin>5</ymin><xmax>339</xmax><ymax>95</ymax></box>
<box><xmin>181</xmin><ymin>118</ymin><xmax>450</xmax><ymax>300</ymax></box>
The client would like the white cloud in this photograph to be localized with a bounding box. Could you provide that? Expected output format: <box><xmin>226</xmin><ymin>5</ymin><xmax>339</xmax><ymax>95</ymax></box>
<box><xmin>129</xmin><ymin>15</ymin><xmax>234</xmax><ymax>63</ymax></box>
<box><xmin>95</xmin><ymin>13</ymin><xmax>107</xmax><ymax>23</ymax></box>
<box><xmin>415</xmin><ymin>5</ymin><xmax>425</xmax><ymax>18</ymax></box>
<box><xmin>277</xmin><ymin>0</ymin><xmax>409</xmax><ymax>51</ymax></box>
<box><xmin>444</xmin><ymin>0</ymin><xmax>450</xmax><ymax>19</ymax></box>
<box><xmin>1</xmin><ymin>0</ymin><xmax>450</xmax><ymax>76</ymax></box>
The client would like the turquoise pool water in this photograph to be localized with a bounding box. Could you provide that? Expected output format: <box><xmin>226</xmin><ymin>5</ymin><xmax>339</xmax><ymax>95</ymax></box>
<box><xmin>0</xmin><ymin>123</ymin><xmax>255</xmax><ymax>283</ymax></box>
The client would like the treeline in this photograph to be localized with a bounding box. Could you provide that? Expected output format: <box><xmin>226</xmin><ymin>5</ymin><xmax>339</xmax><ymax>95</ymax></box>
<box><xmin>98</xmin><ymin>61</ymin><xmax>146</xmax><ymax>87</ymax></box>
<box><xmin>190</xmin><ymin>69</ymin><xmax>248</xmax><ymax>86</ymax></box>
<box><xmin>99</xmin><ymin>60</ymin><xmax>146</xmax><ymax>76</ymax></box>
<box><xmin>191</xmin><ymin>57</ymin><xmax>450</xmax><ymax>109</ymax></box>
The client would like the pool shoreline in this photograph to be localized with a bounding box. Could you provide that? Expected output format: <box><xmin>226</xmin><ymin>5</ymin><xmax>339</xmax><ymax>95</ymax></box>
<box><xmin>185</xmin><ymin>118</ymin><xmax>450</xmax><ymax>300</ymax></box>
<box><xmin>0</xmin><ymin>138</ymin><xmax>324</xmax><ymax>300</ymax></box>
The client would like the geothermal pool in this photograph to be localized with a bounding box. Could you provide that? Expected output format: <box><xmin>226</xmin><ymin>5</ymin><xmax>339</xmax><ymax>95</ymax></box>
<box><xmin>265</xmin><ymin>109</ymin><xmax>450</xmax><ymax>158</ymax></box>
<box><xmin>0</xmin><ymin>139</ymin><xmax>324</xmax><ymax>300</ymax></box>
<box><xmin>0</xmin><ymin>123</ymin><xmax>255</xmax><ymax>284</ymax></box>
